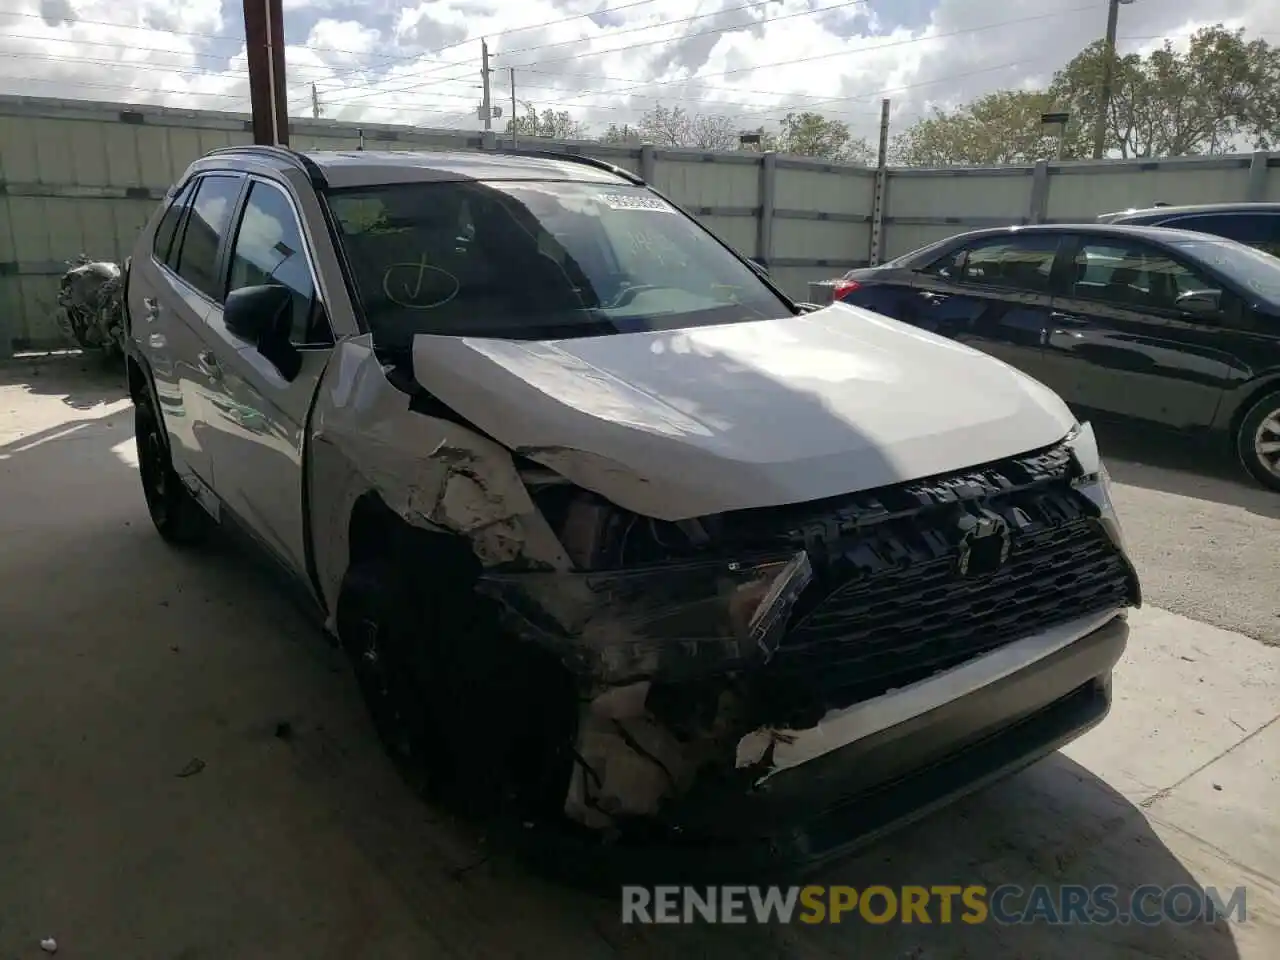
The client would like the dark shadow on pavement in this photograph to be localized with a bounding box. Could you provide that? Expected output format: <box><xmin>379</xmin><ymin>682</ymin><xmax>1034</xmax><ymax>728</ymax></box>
<box><xmin>1094</xmin><ymin>419</ymin><xmax>1280</xmax><ymax>521</ymax></box>
<box><xmin>0</xmin><ymin>352</ymin><xmax>127</xmax><ymax>411</ymax></box>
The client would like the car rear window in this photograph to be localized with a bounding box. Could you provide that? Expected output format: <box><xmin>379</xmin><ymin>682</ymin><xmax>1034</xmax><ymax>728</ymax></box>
<box><xmin>326</xmin><ymin>180</ymin><xmax>791</xmax><ymax>349</ymax></box>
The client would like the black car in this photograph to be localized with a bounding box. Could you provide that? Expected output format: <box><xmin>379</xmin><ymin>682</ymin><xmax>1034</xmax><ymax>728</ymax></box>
<box><xmin>1098</xmin><ymin>202</ymin><xmax>1280</xmax><ymax>257</ymax></box>
<box><xmin>836</xmin><ymin>224</ymin><xmax>1280</xmax><ymax>490</ymax></box>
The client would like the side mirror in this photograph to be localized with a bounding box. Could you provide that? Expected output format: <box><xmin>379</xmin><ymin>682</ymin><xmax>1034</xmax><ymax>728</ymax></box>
<box><xmin>1175</xmin><ymin>289</ymin><xmax>1222</xmax><ymax>317</ymax></box>
<box><xmin>224</xmin><ymin>284</ymin><xmax>301</xmax><ymax>380</ymax></box>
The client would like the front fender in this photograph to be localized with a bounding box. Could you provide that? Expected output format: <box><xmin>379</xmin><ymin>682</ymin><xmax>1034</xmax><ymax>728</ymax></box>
<box><xmin>305</xmin><ymin>335</ymin><xmax>573</xmax><ymax>632</ymax></box>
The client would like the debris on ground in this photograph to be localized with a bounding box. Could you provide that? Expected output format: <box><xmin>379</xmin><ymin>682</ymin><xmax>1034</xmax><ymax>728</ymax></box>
<box><xmin>54</xmin><ymin>255</ymin><xmax>126</xmax><ymax>359</ymax></box>
<box><xmin>176</xmin><ymin>758</ymin><xmax>206</xmax><ymax>778</ymax></box>
<box><xmin>39</xmin><ymin>937</ymin><xmax>57</xmax><ymax>953</ymax></box>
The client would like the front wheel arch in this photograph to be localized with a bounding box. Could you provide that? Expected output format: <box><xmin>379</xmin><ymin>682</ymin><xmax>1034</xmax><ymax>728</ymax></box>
<box><xmin>1234</xmin><ymin>386</ymin><xmax>1280</xmax><ymax>491</ymax></box>
<box><xmin>336</xmin><ymin>499</ymin><xmax>579</xmax><ymax>818</ymax></box>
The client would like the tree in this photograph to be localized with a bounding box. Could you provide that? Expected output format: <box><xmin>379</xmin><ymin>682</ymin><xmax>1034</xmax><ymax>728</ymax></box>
<box><xmin>601</xmin><ymin>122</ymin><xmax>642</xmax><ymax>144</ymax></box>
<box><xmin>1050</xmin><ymin>27</ymin><xmax>1280</xmax><ymax>158</ymax></box>
<box><xmin>890</xmin><ymin>90</ymin><xmax>1065</xmax><ymax>166</ymax></box>
<box><xmin>776</xmin><ymin>111</ymin><xmax>873</xmax><ymax>163</ymax></box>
<box><xmin>892</xmin><ymin>24</ymin><xmax>1280</xmax><ymax>165</ymax></box>
<box><xmin>629</xmin><ymin>104</ymin><xmax>870</xmax><ymax>158</ymax></box>
<box><xmin>635</xmin><ymin>104</ymin><xmax>690</xmax><ymax>147</ymax></box>
<box><xmin>505</xmin><ymin>103</ymin><xmax>588</xmax><ymax>140</ymax></box>
<box><xmin>634</xmin><ymin>104</ymin><xmax>741</xmax><ymax>150</ymax></box>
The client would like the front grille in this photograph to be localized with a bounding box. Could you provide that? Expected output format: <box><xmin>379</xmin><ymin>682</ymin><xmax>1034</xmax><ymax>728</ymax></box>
<box><xmin>775</xmin><ymin>514</ymin><xmax>1130</xmax><ymax>705</ymax></box>
<box><xmin>728</xmin><ymin>442</ymin><xmax>1137</xmax><ymax>711</ymax></box>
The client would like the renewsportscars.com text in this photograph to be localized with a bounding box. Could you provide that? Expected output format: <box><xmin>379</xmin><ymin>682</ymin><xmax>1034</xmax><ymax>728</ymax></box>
<box><xmin>621</xmin><ymin>884</ymin><xmax>1247</xmax><ymax>926</ymax></box>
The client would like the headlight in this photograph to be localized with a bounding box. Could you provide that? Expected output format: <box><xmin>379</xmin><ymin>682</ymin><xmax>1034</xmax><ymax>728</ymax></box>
<box><xmin>477</xmin><ymin>551</ymin><xmax>813</xmax><ymax>686</ymax></box>
<box><xmin>1064</xmin><ymin>420</ymin><xmax>1126</xmax><ymax>550</ymax></box>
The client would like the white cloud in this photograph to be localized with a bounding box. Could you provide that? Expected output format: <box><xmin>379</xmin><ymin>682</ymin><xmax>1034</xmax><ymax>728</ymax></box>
<box><xmin>1</xmin><ymin>0</ymin><xmax>1277</xmax><ymax>144</ymax></box>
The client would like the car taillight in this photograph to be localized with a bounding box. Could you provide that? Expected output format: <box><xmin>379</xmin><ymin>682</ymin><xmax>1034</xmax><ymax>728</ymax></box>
<box><xmin>832</xmin><ymin>279</ymin><xmax>861</xmax><ymax>299</ymax></box>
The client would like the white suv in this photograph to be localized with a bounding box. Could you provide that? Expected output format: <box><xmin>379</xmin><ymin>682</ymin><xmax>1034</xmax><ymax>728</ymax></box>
<box><xmin>122</xmin><ymin>145</ymin><xmax>1139</xmax><ymax>875</ymax></box>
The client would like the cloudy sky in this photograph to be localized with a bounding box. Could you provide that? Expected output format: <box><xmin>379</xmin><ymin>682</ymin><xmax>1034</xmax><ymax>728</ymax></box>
<box><xmin>1</xmin><ymin>0</ymin><xmax>1277</xmax><ymax>143</ymax></box>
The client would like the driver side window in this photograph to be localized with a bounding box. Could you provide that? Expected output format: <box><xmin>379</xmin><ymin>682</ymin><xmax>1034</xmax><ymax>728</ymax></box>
<box><xmin>225</xmin><ymin>181</ymin><xmax>332</xmax><ymax>346</ymax></box>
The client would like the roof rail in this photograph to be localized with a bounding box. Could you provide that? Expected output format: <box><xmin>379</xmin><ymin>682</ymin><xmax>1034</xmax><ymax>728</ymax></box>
<box><xmin>202</xmin><ymin>143</ymin><xmax>327</xmax><ymax>187</ymax></box>
<box><xmin>493</xmin><ymin>146</ymin><xmax>645</xmax><ymax>185</ymax></box>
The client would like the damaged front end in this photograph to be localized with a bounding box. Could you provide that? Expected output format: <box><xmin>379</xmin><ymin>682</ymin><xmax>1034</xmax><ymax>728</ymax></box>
<box><xmin>312</xmin><ymin>341</ymin><xmax>1136</xmax><ymax>864</ymax></box>
<box><xmin>479</xmin><ymin>541</ymin><xmax>813</xmax><ymax>830</ymax></box>
<box><xmin>474</xmin><ymin>431</ymin><xmax>1137</xmax><ymax>845</ymax></box>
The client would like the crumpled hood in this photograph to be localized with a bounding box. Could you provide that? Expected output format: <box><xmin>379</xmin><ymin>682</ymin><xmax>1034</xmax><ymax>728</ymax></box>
<box><xmin>411</xmin><ymin>303</ymin><xmax>1077</xmax><ymax>520</ymax></box>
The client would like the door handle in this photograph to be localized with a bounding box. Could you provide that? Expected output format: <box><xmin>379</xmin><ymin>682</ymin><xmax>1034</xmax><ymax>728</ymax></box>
<box><xmin>142</xmin><ymin>297</ymin><xmax>159</xmax><ymax>321</ymax></box>
<box><xmin>919</xmin><ymin>290</ymin><xmax>950</xmax><ymax>303</ymax></box>
<box><xmin>1048</xmin><ymin>311</ymin><xmax>1087</xmax><ymax>336</ymax></box>
<box><xmin>196</xmin><ymin>350</ymin><xmax>223</xmax><ymax>381</ymax></box>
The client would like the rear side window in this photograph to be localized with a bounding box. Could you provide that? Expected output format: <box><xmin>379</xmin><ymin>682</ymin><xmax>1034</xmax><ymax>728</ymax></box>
<box><xmin>174</xmin><ymin>175</ymin><xmax>243</xmax><ymax>301</ymax></box>
<box><xmin>925</xmin><ymin>235</ymin><xmax>1060</xmax><ymax>294</ymax></box>
<box><xmin>152</xmin><ymin>181</ymin><xmax>194</xmax><ymax>267</ymax></box>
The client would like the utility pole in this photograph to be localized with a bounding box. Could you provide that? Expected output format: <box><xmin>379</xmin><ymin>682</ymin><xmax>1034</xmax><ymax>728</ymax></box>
<box><xmin>869</xmin><ymin>98</ymin><xmax>891</xmax><ymax>266</ymax></box>
<box><xmin>480</xmin><ymin>39</ymin><xmax>493</xmax><ymax>132</ymax></box>
<box><xmin>310</xmin><ymin>82</ymin><xmax>320</xmax><ymax>119</ymax></box>
<box><xmin>243</xmin><ymin>0</ymin><xmax>289</xmax><ymax>145</ymax></box>
<box><xmin>509</xmin><ymin>68</ymin><xmax>518</xmax><ymax>146</ymax></box>
<box><xmin>1091</xmin><ymin>0</ymin><xmax>1133</xmax><ymax>160</ymax></box>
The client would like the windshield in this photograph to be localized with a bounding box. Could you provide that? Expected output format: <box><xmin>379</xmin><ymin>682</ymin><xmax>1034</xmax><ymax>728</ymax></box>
<box><xmin>326</xmin><ymin>180</ymin><xmax>792</xmax><ymax>348</ymax></box>
<box><xmin>1169</xmin><ymin>237</ymin><xmax>1280</xmax><ymax>300</ymax></box>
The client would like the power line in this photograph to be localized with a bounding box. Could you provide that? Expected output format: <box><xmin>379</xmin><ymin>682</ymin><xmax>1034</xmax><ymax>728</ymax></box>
<box><xmin>0</xmin><ymin>0</ymin><xmax>680</xmax><ymax>80</ymax></box>
<box><xmin>3</xmin><ymin>30</ymin><xmax>241</xmax><ymax>62</ymax></box>
<box><xmin>358</xmin><ymin>5</ymin><xmax>1104</xmax><ymax>109</ymax></box>
<box><xmin>0</xmin><ymin>48</ymin><xmax>496</xmax><ymax>105</ymax></box>
<box><xmin>496</xmin><ymin>0</ymin><xmax>861</xmax><ymax>58</ymax></box>
<box><xmin>303</xmin><ymin>0</ymin><xmax>791</xmax><ymax>99</ymax></box>
<box><xmin>0</xmin><ymin>49</ymin><xmax>239</xmax><ymax>79</ymax></box>
<box><xmin>318</xmin><ymin>0</ymin><xmax>868</xmax><ymax>102</ymax></box>
<box><xmin>9</xmin><ymin>1</ymin><xmax>1210</xmax><ymax>132</ymax></box>
<box><xmin>0</xmin><ymin>49</ymin><xmax>1138</xmax><ymax>140</ymax></box>
<box><xmin>2</xmin><ymin>1</ymin><xmax>1103</xmax><ymax>117</ymax></box>
<box><xmin>329</xmin><ymin>57</ymin><xmax>1039</xmax><ymax>128</ymax></box>
<box><xmin>498</xmin><ymin>0</ymin><xmax>867</xmax><ymax>67</ymax></box>
<box><xmin>0</xmin><ymin>73</ymin><xmax>247</xmax><ymax>100</ymax></box>
<box><xmin>728</xmin><ymin>58</ymin><xmax>1043</xmax><ymax>123</ymax></box>
<box><xmin>0</xmin><ymin>71</ymin><xmax>488</xmax><ymax>128</ymax></box>
<box><xmin>0</xmin><ymin>28</ymin><xmax>1015</xmax><ymax>121</ymax></box>
<box><xmin>0</xmin><ymin>41</ymin><xmax>893</xmax><ymax>120</ymax></box>
<box><xmin>296</xmin><ymin>0</ymin><xmax>683</xmax><ymax>89</ymax></box>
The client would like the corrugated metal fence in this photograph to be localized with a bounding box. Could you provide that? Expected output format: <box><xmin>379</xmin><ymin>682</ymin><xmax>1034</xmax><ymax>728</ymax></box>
<box><xmin>1</xmin><ymin>94</ymin><xmax>1277</xmax><ymax>355</ymax></box>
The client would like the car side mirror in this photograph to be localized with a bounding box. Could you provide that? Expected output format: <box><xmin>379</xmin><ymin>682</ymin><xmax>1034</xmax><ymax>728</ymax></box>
<box><xmin>1175</xmin><ymin>289</ymin><xmax>1222</xmax><ymax>317</ymax></box>
<box><xmin>224</xmin><ymin>284</ymin><xmax>301</xmax><ymax>380</ymax></box>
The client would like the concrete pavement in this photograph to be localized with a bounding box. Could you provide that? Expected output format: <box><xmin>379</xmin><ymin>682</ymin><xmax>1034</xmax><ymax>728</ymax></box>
<box><xmin>1</xmin><ymin>356</ymin><xmax>1276</xmax><ymax>959</ymax></box>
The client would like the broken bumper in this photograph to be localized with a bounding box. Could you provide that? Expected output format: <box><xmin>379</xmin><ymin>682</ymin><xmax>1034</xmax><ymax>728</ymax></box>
<box><xmin>522</xmin><ymin>607</ymin><xmax>1128</xmax><ymax>883</ymax></box>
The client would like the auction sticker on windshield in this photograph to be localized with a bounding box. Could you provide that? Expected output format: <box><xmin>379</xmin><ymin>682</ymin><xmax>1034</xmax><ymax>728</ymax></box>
<box><xmin>598</xmin><ymin>193</ymin><xmax>675</xmax><ymax>213</ymax></box>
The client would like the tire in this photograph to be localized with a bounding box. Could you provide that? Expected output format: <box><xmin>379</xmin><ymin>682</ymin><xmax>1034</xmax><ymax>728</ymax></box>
<box><xmin>336</xmin><ymin>558</ymin><xmax>576</xmax><ymax>819</ymax></box>
<box><xmin>134</xmin><ymin>391</ymin><xmax>210</xmax><ymax>545</ymax></box>
<box><xmin>335</xmin><ymin>562</ymin><xmax>438</xmax><ymax>797</ymax></box>
<box><xmin>1236</xmin><ymin>388</ymin><xmax>1280</xmax><ymax>492</ymax></box>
